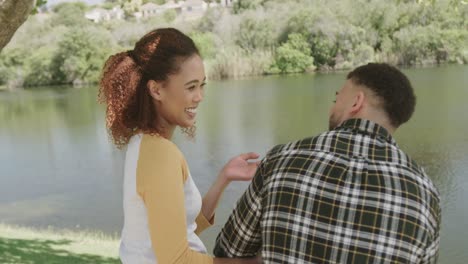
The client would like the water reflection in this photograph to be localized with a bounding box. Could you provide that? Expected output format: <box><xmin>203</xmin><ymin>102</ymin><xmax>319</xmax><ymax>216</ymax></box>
<box><xmin>0</xmin><ymin>87</ymin><xmax>123</xmax><ymax>233</ymax></box>
<box><xmin>0</xmin><ymin>65</ymin><xmax>467</xmax><ymax>263</ymax></box>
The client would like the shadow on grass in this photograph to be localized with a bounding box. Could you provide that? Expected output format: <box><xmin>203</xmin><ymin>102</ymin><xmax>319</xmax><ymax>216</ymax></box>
<box><xmin>0</xmin><ymin>237</ymin><xmax>120</xmax><ymax>264</ymax></box>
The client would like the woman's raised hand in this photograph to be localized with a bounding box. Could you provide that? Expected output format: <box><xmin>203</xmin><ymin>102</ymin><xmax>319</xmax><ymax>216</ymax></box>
<box><xmin>220</xmin><ymin>152</ymin><xmax>261</xmax><ymax>183</ymax></box>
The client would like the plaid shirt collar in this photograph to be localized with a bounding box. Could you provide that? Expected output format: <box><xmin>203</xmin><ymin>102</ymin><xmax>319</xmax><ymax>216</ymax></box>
<box><xmin>336</xmin><ymin>118</ymin><xmax>397</xmax><ymax>146</ymax></box>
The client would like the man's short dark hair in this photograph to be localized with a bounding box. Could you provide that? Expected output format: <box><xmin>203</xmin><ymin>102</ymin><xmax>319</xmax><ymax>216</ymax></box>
<box><xmin>347</xmin><ymin>63</ymin><xmax>416</xmax><ymax>128</ymax></box>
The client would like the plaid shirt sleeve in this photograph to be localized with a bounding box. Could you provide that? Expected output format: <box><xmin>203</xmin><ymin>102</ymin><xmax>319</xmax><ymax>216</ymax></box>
<box><xmin>422</xmin><ymin>205</ymin><xmax>441</xmax><ymax>264</ymax></box>
<box><xmin>213</xmin><ymin>159</ymin><xmax>265</xmax><ymax>258</ymax></box>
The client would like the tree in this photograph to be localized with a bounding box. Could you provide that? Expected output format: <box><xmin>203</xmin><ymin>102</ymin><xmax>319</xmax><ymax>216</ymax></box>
<box><xmin>142</xmin><ymin>0</ymin><xmax>166</xmax><ymax>4</ymax></box>
<box><xmin>50</xmin><ymin>28</ymin><xmax>116</xmax><ymax>85</ymax></box>
<box><xmin>0</xmin><ymin>0</ymin><xmax>36</xmax><ymax>51</ymax></box>
<box><xmin>236</xmin><ymin>17</ymin><xmax>276</xmax><ymax>51</ymax></box>
<box><xmin>232</xmin><ymin>0</ymin><xmax>262</xmax><ymax>14</ymax></box>
<box><xmin>163</xmin><ymin>9</ymin><xmax>177</xmax><ymax>23</ymax></box>
<box><xmin>270</xmin><ymin>33</ymin><xmax>314</xmax><ymax>74</ymax></box>
<box><xmin>51</xmin><ymin>2</ymin><xmax>89</xmax><ymax>27</ymax></box>
<box><xmin>0</xmin><ymin>47</ymin><xmax>29</xmax><ymax>87</ymax></box>
<box><xmin>104</xmin><ymin>0</ymin><xmax>143</xmax><ymax>17</ymax></box>
<box><xmin>190</xmin><ymin>32</ymin><xmax>217</xmax><ymax>59</ymax></box>
<box><xmin>123</xmin><ymin>0</ymin><xmax>143</xmax><ymax>18</ymax></box>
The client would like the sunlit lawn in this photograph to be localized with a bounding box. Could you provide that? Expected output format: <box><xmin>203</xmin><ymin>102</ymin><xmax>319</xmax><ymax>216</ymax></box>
<box><xmin>0</xmin><ymin>223</ymin><xmax>120</xmax><ymax>264</ymax></box>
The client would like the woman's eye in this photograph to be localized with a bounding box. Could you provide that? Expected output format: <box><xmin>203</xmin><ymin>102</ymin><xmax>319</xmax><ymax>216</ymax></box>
<box><xmin>188</xmin><ymin>86</ymin><xmax>195</xmax><ymax>90</ymax></box>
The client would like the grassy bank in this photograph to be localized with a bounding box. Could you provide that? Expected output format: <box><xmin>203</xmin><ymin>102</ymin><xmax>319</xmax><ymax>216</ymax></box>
<box><xmin>0</xmin><ymin>223</ymin><xmax>120</xmax><ymax>264</ymax></box>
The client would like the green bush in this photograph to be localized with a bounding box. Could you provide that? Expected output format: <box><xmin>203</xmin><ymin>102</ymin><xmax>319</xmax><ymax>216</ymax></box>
<box><xmin>285</xmin><ymin>8</ymin><xmax>317</xmax><ymax>40</ymax></box>
<box><xmin>309</xmin><ymin>36</ymin><xmax>338</xmax><ymax>68</ymax></box>
<box><xmin>163</xmin><ymin>9</ymin><xmax>177</xmax><ymax>23</ymax></box>
<box><xmin>0</xmin><ymin>48</ymin><xmax>29</xmax><ymax>87</ymax></box>
<box><xmin>190</xmin><ymin>32</ymin><xmax>217</xmax><ymax>59</ymax></box>
<box><xmin>0</xmin><ymin>60</ymin><xmax>13</xmax><ymax>86</ymax></box>
<box><xmin>335</xmin><ymin>44</ymin><xmax>375</xmax><ymax>70</ymax></box>
<box><xmin>393</xmin><ymin>25</ymin><xmax>440</xmax><ymax>65</ymax></box>
<box><xmin>269</xmin><ymin>33</ymin><xmax>314</xmax><ymax>74</ymax></box>
<box><xmin>197</xmin><ymin>7</ymin><xmax>224</xmax><ymax>33</ymax></box>
<box><xmin>207</xmin><ymin>46</ymin><xmax>273</xmax><ymax>79</ymax></box>
<box><xmin>438</xmin><ymin>29</ymin><xmax>468</xmax><ymax>64</ymax></box>
<box><xmin>143</xmin><ymin>0</ymin><xmax>165</xmax><ymax>4</ymax></box>
<box><xmin>23</xmin><ymin>47</ymin><xmax>55</xmax><ymax>87</ymax></box>
<box><xmin>232</xmin><ymin>0</ymin><xmax>263</xmax><ymax>14</ymax></box>
<box><xmin>50</xmin><ymin>27</ymin><xmax>117</xmax><ymax>84</ymax></box>
<box><xmin>235</xmin><ymin>16</ymin><xmax>277</xmax><ymax>51</ymax></box>
<box><xmin>51</xmin><ymin>2</ymin><xmax>90</xmax><ymax>27</ymax></box>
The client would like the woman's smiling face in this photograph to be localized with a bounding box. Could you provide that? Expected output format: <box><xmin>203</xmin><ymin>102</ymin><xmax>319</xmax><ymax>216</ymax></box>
<box><xmin>150</xmin><ymin>54</ymin><xmax>206</xmax><ymax>133</ymax></box>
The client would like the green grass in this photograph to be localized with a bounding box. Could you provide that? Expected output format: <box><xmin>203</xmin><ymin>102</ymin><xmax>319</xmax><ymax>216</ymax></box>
<box><xmin>0</xmin><ymin>223</ymin><xmax>120</xmax><ymax>264</ymax></box>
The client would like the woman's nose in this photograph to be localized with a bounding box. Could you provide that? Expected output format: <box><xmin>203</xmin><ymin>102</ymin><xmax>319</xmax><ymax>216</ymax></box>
<box><xmin>194</xmin><ymin>88</ymin><xmax>203</xmax><ymax>102</ymax></box>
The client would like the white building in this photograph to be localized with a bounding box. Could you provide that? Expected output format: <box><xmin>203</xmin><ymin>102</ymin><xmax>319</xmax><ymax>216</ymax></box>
<box><xmin>161</xmin><ymin>0</ymin><xmax>182</xmax><ymax>11</ymax></box>
<box><xmin>85</xmin><ymin>8</ymin><xmax>110</xmax><ymax>23</ymax></box>
<box><xmin>205</xmin><ymin>0</ymin><xmax>236</xmax><ymax>8</ymax></box>
<box><xmin>140</xmin><ymin>1</ymin><xmax>186</xmax><ymax>18</ymax></box>
<box><xmin>85</xmin><ymin>6</ymin><xmax>124</xmax><ymax>23</ymax></box>
<box><xmin>220</xmin><ymin>0</ymin><xmax>235</xmax><ymax>7</ymax></box>
<box><xmin>178</xmin><ymin>0</ymin><xmax>209</xmax><ymax>20</ymax></box>
<box><xmin>109</xmin><ymin>6</ymin><xmax>124</xmax><ymax>20</ymax></box>
<box><xmin>182</xmin><ymin>0</ymin><xmax>208</xmax><ymax>12</ymax></box>
<box><xmin>141</xmin><ymin>2</ymin><xmax>163</xmax><ymax>18</ymax></box>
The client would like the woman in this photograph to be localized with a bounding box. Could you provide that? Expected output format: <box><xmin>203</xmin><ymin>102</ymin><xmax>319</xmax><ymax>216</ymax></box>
<box><xmin>99</xmin><ymin>28</ymin><xmax>260</xmax><ymax>264</ymax></box>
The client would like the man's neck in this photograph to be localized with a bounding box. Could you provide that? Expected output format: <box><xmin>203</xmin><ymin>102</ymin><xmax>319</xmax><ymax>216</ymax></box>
<box><xmin>349</xmin><ymin>115</ymin><xmax>396</xmax><ymax>135</ymax></box>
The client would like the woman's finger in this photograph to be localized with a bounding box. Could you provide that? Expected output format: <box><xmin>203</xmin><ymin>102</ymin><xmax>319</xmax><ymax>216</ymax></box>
<box><xmin>239</xmin><ymin>152</ymin><xmax>260</xmax><ymax>160</ymax></box>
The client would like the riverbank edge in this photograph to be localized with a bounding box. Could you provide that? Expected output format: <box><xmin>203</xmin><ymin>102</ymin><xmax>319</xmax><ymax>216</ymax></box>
<box><xmin>3</xmin><ymin>62</ymin><xmax>464</xmax><ymax>90</ymax></box>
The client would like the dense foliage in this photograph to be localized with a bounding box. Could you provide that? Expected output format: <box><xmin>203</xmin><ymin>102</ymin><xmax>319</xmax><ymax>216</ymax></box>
<box><xmin>1</xmin><ymin>0</ymin><xmax>466</xmax><ymax>88</ymax></box>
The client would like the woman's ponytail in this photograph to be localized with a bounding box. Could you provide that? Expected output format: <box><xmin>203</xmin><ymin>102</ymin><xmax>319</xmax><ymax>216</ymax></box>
<box><xmin>98</xmin><ymin>51</ymin><xmax>143</xmax><ymax>147</ymax></box>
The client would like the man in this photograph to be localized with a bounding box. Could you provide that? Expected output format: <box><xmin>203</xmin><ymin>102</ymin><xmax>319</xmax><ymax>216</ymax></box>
<box><xmin>214</xmin><ymin>63</ymin><xmax>441</xmax><ymax>263</ymax></box>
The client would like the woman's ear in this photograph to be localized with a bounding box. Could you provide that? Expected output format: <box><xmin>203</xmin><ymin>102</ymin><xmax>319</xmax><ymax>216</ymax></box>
<box><xmin>147</xmin><ymin>80</ymin><xmax>164</xmax><ymax>101</ymax></box>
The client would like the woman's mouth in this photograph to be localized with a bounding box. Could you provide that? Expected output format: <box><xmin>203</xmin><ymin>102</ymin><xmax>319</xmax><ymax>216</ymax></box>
<box><xmin>185</xmin><ymin>107</ymin><xmax>197</xmax><ymax>117</ymax></box>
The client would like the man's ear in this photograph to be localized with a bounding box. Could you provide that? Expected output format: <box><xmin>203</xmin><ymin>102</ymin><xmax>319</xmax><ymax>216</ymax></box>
<box><xmin>349</xmin><ymin>90</ymin><xmax>365</xmax><ymax>115</ymax></box>
<box><xmin>147</xmin><ymin>80</ymin><xmax>164</xmax><ymax>101</ymax></box>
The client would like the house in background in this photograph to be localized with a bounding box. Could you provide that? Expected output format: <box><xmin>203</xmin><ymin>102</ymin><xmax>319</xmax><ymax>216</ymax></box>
<box><xmin>161</xmin><ymin>0</ymin><xmax>183</xmax><ymax>11</ymax></box>
<box><xmin>206</xmin><ymin>0</ymin><xmax>236</xmax><ymax>8</ymax></box>
<box><xmin>85</xmin><ymin>8</ymin><xmax>110</xmax><ymax>23</ymax></box>
<box><xmin>141</xmin><ymin>2</ymin><xmax>163</xmax><ymax>18</ymax></box>
<box><xmin>85</xmin><ymin>6</ymin><xmax>123</xmax><ymax>23</ymax></box>
<box><xmin>221</xmin><ymin>0</ymin><xmax>235</xmax><ymax>7</ymax></box>
<box><xmin>181</xmin><ymin>0</ymin><xmax>208</xmax><ymax>20</ymax></box>
<box><xmin>140</xmin><ymin>1</ymin><xmax>185</xmax><ymax>19</ymax></box>
<box><xmin>109</xmin><ymin>6</ymin><xmax>125</xmax><ymax>20</ymax></box>
<box><xmin>182</xmin><ymin>0</ymin><xmax>208</xmax><ymax>12</ymax></box>
<box><xmin>85</xmin><ymin>0</ymin><xmax>237</xmax><ymax>22</ymax></box>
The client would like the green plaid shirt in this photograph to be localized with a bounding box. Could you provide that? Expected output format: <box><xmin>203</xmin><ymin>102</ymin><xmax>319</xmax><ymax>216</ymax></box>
<box><xmin>214</xmin><ymin>119</ymin><xmax>441</xmax><ymax>264</ymax></box>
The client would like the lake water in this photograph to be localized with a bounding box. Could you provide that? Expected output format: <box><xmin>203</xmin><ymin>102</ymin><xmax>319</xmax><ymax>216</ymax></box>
<box><xmin>0</xmin><ymin>65</ymin><xmax>467</xmax><ymax>263</ymax></box>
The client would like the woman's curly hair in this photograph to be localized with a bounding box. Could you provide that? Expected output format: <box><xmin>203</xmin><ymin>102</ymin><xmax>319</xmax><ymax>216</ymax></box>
<box><xmin>98</xmin><ymin>28</ymin><xmax>200</xmax><ymax>148</ymax></box>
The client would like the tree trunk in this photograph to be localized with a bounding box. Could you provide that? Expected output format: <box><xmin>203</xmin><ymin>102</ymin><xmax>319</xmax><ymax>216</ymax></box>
<box><xmin>0</xmin><ymin>0</ymin><xmax>36</xmax><ymax>52</ymax></box>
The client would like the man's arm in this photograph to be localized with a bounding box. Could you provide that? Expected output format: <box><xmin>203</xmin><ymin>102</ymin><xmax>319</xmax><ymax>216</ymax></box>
<box><xmin>213</xmin><ymin>160</ymin><xmax>265</xmax><ymax>258</ymax></box>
